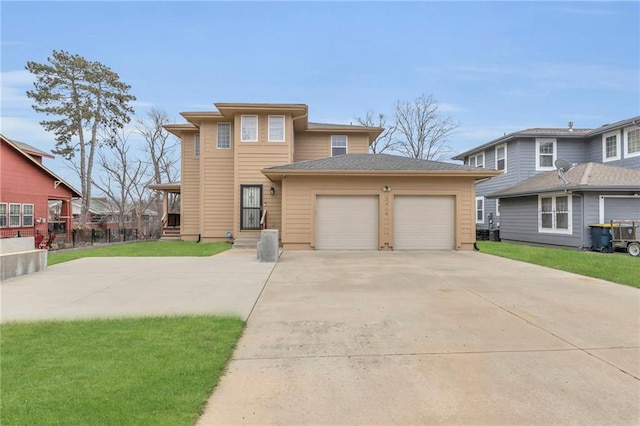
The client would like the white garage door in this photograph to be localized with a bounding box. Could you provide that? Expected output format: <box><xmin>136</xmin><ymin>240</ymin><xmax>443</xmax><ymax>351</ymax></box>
<box><xmin>603</xmin><ymin>197</ymin><xmax>640</xmax><ymax>222</ymax></box>
<box><xmin>394</xmin><ymin>195</ymin><xmax>455</xmax><ymax>250</ymax></box>
<box><xmin>316</xmin><ymin>195</ymin><xmax>378</xmax><ymax>250</ymax></box>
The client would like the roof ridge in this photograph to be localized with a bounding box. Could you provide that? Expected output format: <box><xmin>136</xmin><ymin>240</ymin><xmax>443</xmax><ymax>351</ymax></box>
<box><xmin>578</xmin><ymin>162</ymin><xmax>593</xmax><ymax>185</ymax></box>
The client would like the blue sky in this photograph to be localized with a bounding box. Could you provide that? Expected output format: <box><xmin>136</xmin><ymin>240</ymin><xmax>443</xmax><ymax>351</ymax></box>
<box><xmin>1</xmin><ymin>1</ymin><xmax>639</xmax><ymax>187</ymax></box>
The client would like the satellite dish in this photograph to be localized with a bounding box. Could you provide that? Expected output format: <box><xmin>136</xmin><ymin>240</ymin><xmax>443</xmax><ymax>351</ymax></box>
<box><xmin>555</xmin><ymin>159</ymin><xmax>572</xmax><ymax>173</ymax></box>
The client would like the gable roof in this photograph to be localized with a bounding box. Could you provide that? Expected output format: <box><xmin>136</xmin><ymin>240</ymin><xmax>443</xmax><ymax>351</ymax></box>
<box><xmin>452</xmin><ymin>115</ymin><xmax>640</xmax><ymax>161</ymax></box>
<box><xmin>488</xmin><ymin>162</ymin><xmax>640</xmax><ymax>198</ymax></box>
<box><xmin>10</xmin><ymin>139</ymin><xmax>55</xmax><ymax>159</ymax></box>
<box><xmin>262</xmin><ymin>153</ymin><xmax>501</xmax><ymax>180</ymax></box>
<box><xmin>1</xmin><ymin>134</ymin><xmax>81</xmax><ymax>198</ymax></box>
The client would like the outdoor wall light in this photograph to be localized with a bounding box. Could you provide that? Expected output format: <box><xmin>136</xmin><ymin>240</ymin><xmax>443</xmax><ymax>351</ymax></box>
<box><xmin>382</xmin><ymin>185</ymin><xmax>391</xmax><ymax>192</ymax></box>
<box><xmin>270</xmin><ymin>187</ymin><xmax>275</xmax><ymax>196</ymax></box>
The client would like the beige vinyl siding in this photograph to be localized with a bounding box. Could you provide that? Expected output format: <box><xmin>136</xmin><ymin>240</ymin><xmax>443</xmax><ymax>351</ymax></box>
<box><xmin>282</xmin><ymin>175</ymin><xmax>476</xmax><ymax>250</ymax></box>
<box><xmin>202</xmin><ymin>158</ymin><xmax>234</xmax><ymax>237</ymax></box>
<box><xmin>294</xmin><ymin>133</ymin><xmax>370</xmax><ymax>162</ymax></box>
<box><xmin>181</xmin><ymin>131</ymin><xmax>200</xmax><ymax>239</ymax></box>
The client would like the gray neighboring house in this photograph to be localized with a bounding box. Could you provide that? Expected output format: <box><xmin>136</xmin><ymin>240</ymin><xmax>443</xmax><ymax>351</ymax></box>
<box><xmin>453</xmin><ymin>116</ymin><xmax>640</xmax><ymax>248</ymax></box>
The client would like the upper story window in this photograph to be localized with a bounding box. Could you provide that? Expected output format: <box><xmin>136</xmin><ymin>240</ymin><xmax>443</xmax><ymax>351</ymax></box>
<box><xmin>536</xmin><ymin>138</ymin><xmax>556</xmax><ymax>170</ymax></box>
<box><xmin>468</xmin><ymin>153</ymin><xmax>484</xmax><ymax>168</ymax></box>
<box><xmin>217</xmin><ymin>123</ymin><xmax>231</xmax><ymax>149</ymax></box>
<box><xmin>9</xmin><ymin>203</ymin><xmax>20</xmax><ymax>227</ymax></box>
<box><xmin>268</xmin><ymin>115</ymin><xmax>285</xmax><ymax>142</ymax></box>
<box><xmin>241</xmin><ymin>115</ymin><xmax>258</xmax><ymax>142</ymax></box>
<box><xmin>602</xmin><ymin>131</ymin><xmax>620</xmax><ymax>162</ymax></box>
<box><xmin>495</xmin><ymin>143</ymin><xmax>507</xmax><ymax>172</ymax></box>
<box><xmin>22</xmin><ymin>204</ymin><xmax>34</xmax><ymax>227</ymax></box>
<box><xmin>194</xmin><ymin>133</ymin><xmax>200</xmax><ymax>157</ymax></box>
<box><xmin>624</xmin><ymin>127</ymin><xmax>640</xmax><ymax>158</ymax></box>
<box><xmin>0</xmin><ymin>203</ymin><xmax>7</xmax><ymax>227</ymax></box>
<box><xmin>331</xmin><ymin>135</ymin><xmax>348</xmax><ymax>156</ymax></box>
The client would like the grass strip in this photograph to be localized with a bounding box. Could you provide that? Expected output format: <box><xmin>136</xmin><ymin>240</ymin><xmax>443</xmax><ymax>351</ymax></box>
<box><xmin>1</xmin><ymin>315</ymin><xmax>244</xmax><ymax>425</ymax></box>
<box><xmin>478</xmin><ymin>241</ymin><xmax>639</xmax><ymax>288</ymax></box>
<box><xmin>48</xmin><ymin>241</ymin><xmax>231</xmax><ymax>266</ymax></box>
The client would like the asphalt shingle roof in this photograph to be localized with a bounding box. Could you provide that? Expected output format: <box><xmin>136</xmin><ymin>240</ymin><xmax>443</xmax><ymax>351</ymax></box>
<box><xmin>489</xmin><ymin>162</ymin><xmax>640</xmax><ymax>198</ymax></box>
<box><xmin>265</xmin><ymin>153</ymin><xmax>483</xmax><ymax>171</ymax></box>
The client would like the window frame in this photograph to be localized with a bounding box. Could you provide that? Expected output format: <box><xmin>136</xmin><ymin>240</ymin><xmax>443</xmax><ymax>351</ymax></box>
<box><xmin>241</xmin><ymin>115</ymin><xmax>259</xmax><ymax>142</ymax></box>
<box><xmin>331</xmin><ymin>135</ymin><xmax>348</xmax><ymax>157</ymax></box>
<box><xmin>9</xmin><ymin>203</ymin><xmax>21</xmax><ymax>227</ymax></box>
<box><xmin>495</xmin><ymin>198</ymin><xmax>500</xmax><ymax>217</ymax></box>
<box><xmin>217</xmin><ymin>122</ymin><xmax>231</xmax><ymax>149</ymax></box>
<box><xmin>538</xmin><ymin>193</ymin><xmax>572</xmax><ymax>235</ymax></box>
<box><xmin>268</xmin><ymin>115</ymin><xmax>285</xmax><ymax>142</ymax></box>
<box><xmin>495</xmin><ymin>143</ymin><xmax>507</xmax><ymax>172</ymax></box>
<box><xmin>468</xmin><ymin>152</ymin><xmax>484</xmax><ymax>168</ymax></box>
<box><xmin>624</xmin><ymin>127</ymin><xmax>640</xmax><ymax>158</ymax></box>
<box><xmin>602</xmin><ymin>131</ymin><xmax>620</xmax><ymax>162</ymax></box>
<box><xmin>22</xmin><ymin>204</ymin><xmax>34</xmax><ymax>227</ymax></box>
<box><xmin>194</xmin><ymin>133</ymin><xmax>200</xmax><ymax>157</ymax></box>
<box><xmin>475</xmin><ymin>196</ymin><xmax>485</xmax><ymax>224</ymax></box>
<box><xmin>535</xmin><ymin>138</ymin><xmax>557</xmax><ymax>171</ymax></box>
<box><xmin>0</xmin><ymin>203</ymin><xmax>7</xmax><ymax>228</ymax></box>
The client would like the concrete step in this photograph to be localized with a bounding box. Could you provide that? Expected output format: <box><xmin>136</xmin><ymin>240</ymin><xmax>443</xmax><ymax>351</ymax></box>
<box><xmin>159</xmin><ymin>236</ymin><xmax>181</xmax><ymax>241</ymax></box>
<box><xmin>233</xmin><ymin>234</ymin><xmax>261</xmax><ymax>249</ymax></box>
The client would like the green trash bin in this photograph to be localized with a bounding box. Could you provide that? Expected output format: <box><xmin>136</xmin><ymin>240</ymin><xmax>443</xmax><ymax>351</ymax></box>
<box><xmin>589</xmin><ymin>224</ymin><xmax>613</xmax><ymax>253</ymax></box>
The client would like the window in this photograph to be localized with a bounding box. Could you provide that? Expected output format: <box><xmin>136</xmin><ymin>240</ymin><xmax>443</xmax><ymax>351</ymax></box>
<box><xmin>536</xmin><ymin>138</ymin><xmax>556</xmax><ymax>170</ymax></box>
<box><xmin>217</xmin><ymin>123</ymin><xmax>231</xmax><ymax>149</ymax></box>
<box><xmin>475</xmin><ymin>197</ymin><xmax>484</xmax><ymax>224</ymax></box>
<box><xmin>602</xmin><ymin>131</ymin><xmax>620</xmax><ymax>162</ymax></box>
<box><xmin>624</xmin><ymin>127</ymin><xmax>640</xmax><ymax>158</ymax></box>
<box><xmin>194</xmin><ymin>133</ymin><xmax>200</xmax><ymax>157</ymax></box>
<box><xmin>496</xmin><ymin>199</ymin><xmax>500</xmax><ymax>217</ymax></box>
<box><xmin>9</xmin><ymin>203</ymin><xmax>20</xmax><ymax>227</ymax></box>
<box><xmin>268</xmin><ymin>115</ymin><xmax>285</xmax><ymax>142</ymax></box>
<box><xmin>538</xmin><ymin>194</ymin><xmax>572</xmax><ymax>234</ymax></box>
<box><xmin>495</xmin><ymin>144</ymin><xmax>507</xmax><ymax>171</ymax></box>
<box><xmin>331</xmin><ymin>135</ymin><xmax>348</xmax><ymax>156</ymax></box>
<box><xmin>0</xmin><ymin>203</ymin><xmax>6</xmax><ymax>227</ymax></box>
<box><xmin>22</xmin><ymin>204</ymin><xmax>34</xmax><ymax>227</ymax></box>
<box><xmin>468</xmin><ymin>153</ymin><xmax>484</xmax><ymax>168</ymax></box>
<box><xmin>241</xmin><ymin>115</ymin><xmax>258</xmax><ymax>142</ymax></box>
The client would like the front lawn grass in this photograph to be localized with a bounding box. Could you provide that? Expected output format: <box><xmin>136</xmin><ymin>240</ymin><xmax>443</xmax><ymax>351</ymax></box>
<box><xmin>48</xmin><ymin>241</ymin><xmax>230</xmax><ymax>266</ymax></box>
<box><xmin>478</xmin><ymin>241</ymin><xmax>639</xmax><ymax>288</ymax></box>
<box><xmin>0</xmin><ymin>315</ymin><xmax>244</xmax><ymax>426</ymax></box>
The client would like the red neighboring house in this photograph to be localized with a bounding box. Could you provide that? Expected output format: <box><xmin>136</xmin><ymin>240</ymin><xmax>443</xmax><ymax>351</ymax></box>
<box><xmin>0</xmin><ymin>134</ymin><xmax>81</xmax><ymax>245</ymax></box>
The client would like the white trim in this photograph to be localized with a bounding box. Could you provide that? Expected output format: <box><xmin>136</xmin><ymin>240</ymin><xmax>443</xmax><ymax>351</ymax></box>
<box><xmin>535</xmin><ymin>138</ymin><xmax>556</xmax><ymax>171</ymax></box>
<box><xmin>194</xmin><ymin>133</ymin><xmax>200</xmax><ymax>157</ymax></box>
<box><xmin>602</xmin><ymin>130</ymin><xmax>620</xmax><ymax>162</ymax></box>
<box><xmin>599</xmin><ymin>194</ymin><xmax>640</xmax><ymax>223</ymax></box>
<box><xmin>9</xmin><ymin>203</ymin><xmax>21</xmax><ymax>227</ymax></box>
<box><xmin>624</xmin><ymin>127</ymin><xmax>640</xmax><ymax>158</ymax></box>
<box><xmin>22</xmin><ymin>204</ymin><xmax>34</xmax><ymax>227</ymax></box>
<box><xmin>241</xmin><ymin>115</ymin><xmax>258</xmax><ymax>142</ymax></box>
<box><xmin>268</xmin><ymin>115</ymin><xmax>285</xmax><ymax>142</ymax></box>
<box><xmin>495</xmin><ymin>198</ymin><xmax>500</xmax><ymax>217</ymax></box>
<box><xmin>495</xmin><ymin>143</ymin><xmax>507</xmax><ymax>172</ymax></box>
<box><xmin>217</xmin><ymin>122</ymin><xmax>231</xmax><ymax>149</ymax></box>
<box><xmin>475</xmin><ymin>196</ymin><xmax>484</xmax><ymax>224</ymax></box>
<box><xmin>331</xmin><ymin>135</ymin><xmax>348</xmax><ymax>156</ymax></box>
<box><xmin>538</xmin><ymin>193</ymin><xmax>572</xmax><ymax>234</ymax></box>
<box><xmin>0</xmin><ymin>202</ymin><xmax>7</xmax><ymax>228</ymax></box>
<box><xmin>468</xmin><ymin>152</ymin><xmax>484</xmax><ymax>168</ymax></box>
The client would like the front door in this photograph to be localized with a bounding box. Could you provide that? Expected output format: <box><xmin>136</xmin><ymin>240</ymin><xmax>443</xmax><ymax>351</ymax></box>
<box><xmin>240</xmin><ymin>185</ymin><xmax>262</xmax><ymax>230</ymax></box>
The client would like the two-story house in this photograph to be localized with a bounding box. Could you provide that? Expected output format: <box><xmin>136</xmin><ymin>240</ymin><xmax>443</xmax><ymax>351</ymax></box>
<box><xmin>453</xmin><ymin>116</ymin><xmax>640</xmax><ymax>249</ymax></box>
<box><xmin>0</xmin><ymin>134</ymin><xmax>80</xmax><ymax>244</ymax></box>
<box><xmin>153</xmin><ymin>102</ymin><xmax>499</xmax><ymax>251</ymax></box>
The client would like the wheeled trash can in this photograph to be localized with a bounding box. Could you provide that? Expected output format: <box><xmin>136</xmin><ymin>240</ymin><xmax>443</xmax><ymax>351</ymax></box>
<box><xmin>589</xmin><ymin>224</ymin><xmax>613</xmax><ymax>253</ymax></box>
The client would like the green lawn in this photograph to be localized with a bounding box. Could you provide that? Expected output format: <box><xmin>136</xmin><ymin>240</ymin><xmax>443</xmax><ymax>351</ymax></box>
<box><xmin>48</xmin><ymin>241</ymin><xmax>230</xmax><ymax>266</ymax></box>
<box><xmin>478</xmin><ymin>241</ymin><xmax>639</xmax><ymax>288</ymax></box>
<box><xmin>1</xmin><ymin>315</ymin><xmax>244</xmax><ymax>425</ymax></box>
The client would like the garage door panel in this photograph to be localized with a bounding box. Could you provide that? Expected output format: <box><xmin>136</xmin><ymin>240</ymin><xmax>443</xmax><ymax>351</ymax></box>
<box><xmin>394</xmin><ymin>196</ymin><xmax>454</xmax><ymax>250</ymax></box>
<box><xmin>316</xmin><ymin>196</ymin><xmax>378</xmax><ymax>250</ymax></box>
<box><xmin>604</xmin><ymin>198</ymin><xmax>640</xmax><ymax>222</ymax></box>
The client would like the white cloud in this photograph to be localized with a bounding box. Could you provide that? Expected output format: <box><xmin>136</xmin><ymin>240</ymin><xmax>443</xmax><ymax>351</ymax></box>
<box><xmin>0</xmin><ymin>69</ymin><xmax>34</xmax><ymax>112</ymax></box>
<box><xmin>0</xmin><ymin>116</ymin><xmax>51</xmax><ymax>147</ymax></box>
<box><xmin>437</xmin><ymin>102</ymin><xmax>465</xmax><ymax>113</ymax></box>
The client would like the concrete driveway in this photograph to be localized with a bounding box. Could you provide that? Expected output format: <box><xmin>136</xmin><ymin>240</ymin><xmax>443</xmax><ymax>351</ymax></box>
<box><xmin>198</xmin><ymin>251</ymin><xmax>640</xmax><ymax>425</ymax></box>
<box><xmin>1</xmin><ymin>249</ymin><xmax>274</xmax><ymax>322</ymax></box>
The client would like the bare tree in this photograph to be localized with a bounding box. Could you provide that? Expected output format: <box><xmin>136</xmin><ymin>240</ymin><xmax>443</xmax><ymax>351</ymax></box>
<box><xmin>134</xmin><ymin>108</ymin><xmax>179</xmax><ymax>184</ymax></box>
<box><xmin>92</xmin><ymin>130</ymin><xmax>151</xmax><ymax>240</ymax></box>
<box><xmin>393</xmin><ymin>94</ymin><xmax>460</xmax><ymax>161</ymax></box>
<box><xmin>356</xmin><ymin>111</ymin><xmax>398</xmax><ymax>154</ymax></box>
